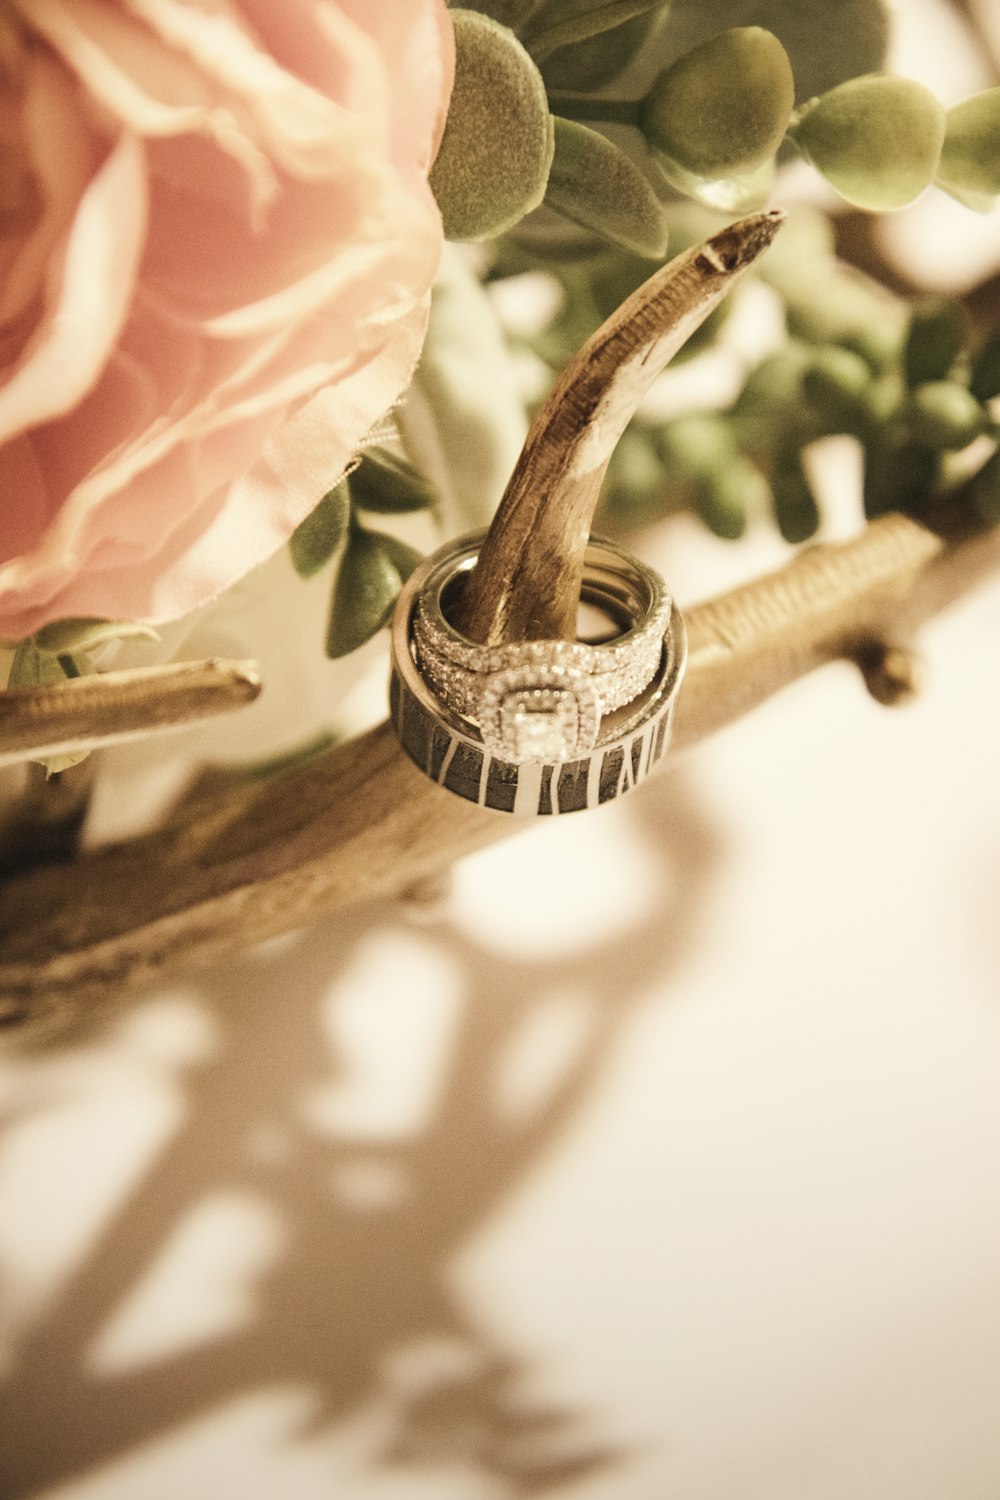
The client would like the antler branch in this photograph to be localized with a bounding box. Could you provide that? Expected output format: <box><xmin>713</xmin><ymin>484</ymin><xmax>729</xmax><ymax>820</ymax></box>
<box><xmin>1</xmin><ymin>500</ymin><xmax>997</xmax><ymax>1030</ymax></box>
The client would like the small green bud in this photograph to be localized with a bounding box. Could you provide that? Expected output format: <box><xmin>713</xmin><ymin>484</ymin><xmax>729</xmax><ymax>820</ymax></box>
<box><xmin>905</xmin><ymin>381</ymin><xmax>985</xmax><ymax>450</ymax></box>
<box><xmin>430</xmin><ymin>10</ymin><xmax>554</xmax><ymax>240</ymax></box>
<box><xmin>290</xmin><ymin>480</ymin><xmax>350</xmax><ymax>579</ymax></box>
<box><xmin>546</xmin><ymin>117</ymin><xmax>668</xmax><ymax>257</ymax></box>
<box><xmin>903</xmin><ymin>299</ymin><xmax>968</xmax><ymax>386</ymax></box>
<box><xmin>790</xmin><ymin>74</ymin><xmax>945</xmax><ymax>210</ymax></box>
<box><xmin>970</xmin><ymin>335</ymin><xmax>1000</xmax><ymax>404</ymax></box>
<box><xmin>937</xmin><ymin>88</ymin><xmax>1000</xmax><ymax>207</ymax></box>
<box><xmin>801</xmin><ymin>346</ymin><xmax>872</xmax><ymax>433</ymax></box>
<box><xmin>642</xmin><ymin>27</ymin><xmax>794</xmax><ymax>179</ymax></box>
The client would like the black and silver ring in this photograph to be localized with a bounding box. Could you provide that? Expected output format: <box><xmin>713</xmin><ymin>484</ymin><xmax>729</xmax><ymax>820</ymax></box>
<box><xmin>389</xmin><ymin>531</ymin><xmax>686</xmax><ymax>816</ymax></box>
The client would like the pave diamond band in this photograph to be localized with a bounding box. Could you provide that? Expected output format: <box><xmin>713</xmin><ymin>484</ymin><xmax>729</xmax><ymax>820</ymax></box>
<box><xmin>389</xmin><ymin>531</ymin><xmax>687</xmax><ymax>816</ymax></box>
<box><xmin>409</xmin><ymin>535</ymin><xmax>671</xmax><ymax>764</ymax></box>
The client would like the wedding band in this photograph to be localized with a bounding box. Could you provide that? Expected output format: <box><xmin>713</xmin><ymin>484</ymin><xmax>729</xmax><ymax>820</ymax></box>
<box><xmin>389</xmin><ymin>531</ymin><xmax>686</xmax><ymax>816</ymax></box>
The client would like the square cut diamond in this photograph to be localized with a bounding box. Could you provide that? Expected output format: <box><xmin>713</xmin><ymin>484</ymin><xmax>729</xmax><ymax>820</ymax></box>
<box><xmin>499</xmin><ymin>688</ymin><xmax>578</xmax><ymax>763</ymax></box>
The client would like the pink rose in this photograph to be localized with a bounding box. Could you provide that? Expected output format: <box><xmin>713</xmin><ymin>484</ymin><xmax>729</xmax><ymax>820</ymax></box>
<box><xmin>0</xmin><ymin>0</ymin><xmax>454</xmax><ymax>638</ymax></box>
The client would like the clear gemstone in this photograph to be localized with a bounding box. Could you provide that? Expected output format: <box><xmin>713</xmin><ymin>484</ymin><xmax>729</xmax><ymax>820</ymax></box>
<box><xmin>499</xmin><ymin>689</ymin><xmax>577</xmax><ymax>763</ymax></box>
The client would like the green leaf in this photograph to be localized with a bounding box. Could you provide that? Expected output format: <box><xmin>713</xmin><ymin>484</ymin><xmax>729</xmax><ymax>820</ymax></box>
<box><xmin>903</xmin><ymin>299</ymin><xmax>969</xmax><ymax>387</ymax></box>
<box><xmin>523</xmin><ymin>0</ymin><xmax>664</xmax><ymax>62</ymax></box>
<box><xmin>658</xmin><ymin>0</ymin><xmax>890</xmax><ymax>110</ymax></box>
<box><xmin>376</xmin><ymin>533</ymin><xmax>424</xmax><ymax>584</ymax></box>
<box><xmin>349</xmin><ymin>449</ymin><xmax>439</xmax><ymax>514</ymax></box>
<box><xmin>541</xmin><ymin>10</ymin><xmax>657</xmax><ymax>90</ymax></box>
<box><xmin>771</xmin><ymin>455</ymin><xmax>820</xmax><ymax>542</ymax></box>
<box><xmin>289</xmin><ymin>480</ymin><xmax>350</xmax><ymax>579</ymax></box>
<box><xmin>430</xmin><ymin>10</ymin><xmax>554</xmax><ymax>240</ymax></box>
<box><xmin>325</xmin><ymin>525</ymin><xmax>417</xmax><ymax>659</ymax></box>
<box><xmin>642</xmin><ymin>27</ymin><xmax>794</xmax><ymax>179</ymax></box>
<box><xmin>546</xmin><ymin>117</ymin><xmax>668</xmax><ymax>256</ymax></box>
<box><xmin>904</xmin><ymin>382</ymin><xmax>985</xmax><ymax>451</ymax></box>
<box><xmin>31</xmin><ymin>617</ymin><xmax>160</xmax><ymax>656</ymax></box>
<box><xmin>937</xmin><ymin>88</ymin><xmax>1000</xmax><ymax>205</ymax></box>
<box><xmin>801</xmin><ymin>346</ymin><xmax>873</xmax><ymax>435</ymax></box>
<box><xmin>789</xmin><ymin>75</ymin><xmax>945</xmax><ymax>211</ymax></box>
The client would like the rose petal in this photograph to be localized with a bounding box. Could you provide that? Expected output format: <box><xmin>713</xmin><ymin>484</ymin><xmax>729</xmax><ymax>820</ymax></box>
<box><xmin>0</xmin><ymin>131</ymin><xmax>147</xmax><ymax>445</ymax></box>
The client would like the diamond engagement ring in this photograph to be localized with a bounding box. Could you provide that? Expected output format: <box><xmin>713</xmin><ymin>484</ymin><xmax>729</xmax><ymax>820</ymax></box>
<box><xmin>389</xmin><ymin>531</ymin><xmax>686</xmax><ymax>816</ymax></box>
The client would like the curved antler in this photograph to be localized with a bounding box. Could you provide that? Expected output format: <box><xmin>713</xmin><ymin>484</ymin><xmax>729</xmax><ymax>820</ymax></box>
<box><xmin>454</xmin><ymin>210</ymin><xmax>785</xmax><ymax>643</ymax></box>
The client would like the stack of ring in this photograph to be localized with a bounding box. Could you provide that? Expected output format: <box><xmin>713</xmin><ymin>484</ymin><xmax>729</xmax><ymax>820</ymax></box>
<box><xmin>389</xmin><ymin>531</ymin><xmax>686</xmax><ymax>816</ymax></box>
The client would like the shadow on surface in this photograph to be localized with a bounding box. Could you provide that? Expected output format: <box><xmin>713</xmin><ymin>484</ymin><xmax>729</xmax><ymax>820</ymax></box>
<box><xmin>0</xmin><ymin>768</ymin><xmax>724</xmax><ymax>1498</ymax></box>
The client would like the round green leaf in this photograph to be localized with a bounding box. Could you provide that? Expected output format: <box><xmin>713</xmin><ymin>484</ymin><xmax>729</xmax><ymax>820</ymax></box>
<box><xmin>790</xmin><ymin>74</ymin><xmax>945</xmax><ymax>210</ymax></box>
<box><xmin>546</xmin><ymin>117</ymin><xmax>668</xmax><ymax>257</ymax></box>
<box><xmin>905</xmin><ymin>381</ymin><xmax>984</xmax><ymax>451</ymax></box>
<box><xmin>938</xmin><ymin>88</ymin><xmax>1000</xmax><ymax>204</ymax></box>
<box><xmin>642</xmin><ymin>27</ymin><xmax>794</xmax><ymax>179</ymax></box>
<box><xmin>658</xmin><ymin>0</ymin><xmax>890</xmax><ymax>110</ymax></box>
<box><xmin>430</xmin><ymin>10</ymin><xmax>554</xmax><ymax>240</ymax></box>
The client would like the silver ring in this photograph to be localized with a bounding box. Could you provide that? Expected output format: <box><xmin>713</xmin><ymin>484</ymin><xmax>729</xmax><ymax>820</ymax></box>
<box><xmin>389</xmin><ymin>531</ymin><xmax>686</xmax><ymax>816</ymax></box>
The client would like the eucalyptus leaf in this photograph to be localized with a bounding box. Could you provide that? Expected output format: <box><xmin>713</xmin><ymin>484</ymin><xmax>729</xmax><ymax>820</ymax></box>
<box><xmin>790</xmin><ymin>74</ymin><xmax>945</xmax><ymax>211</ymax></box>
<box><xmin>904</xmin><ymin>382</ymin><xmax>984</xmax><ymax>451</ymax></box>
<box><xmin>938</xmin><ymin>88</ymin><xmax>1000</xmax><ymax>204</ymax></box>
<box><xmin>546</xmin><ymin>117</ymin><xmax>668</xmax><ymax>256</ymax></box>
<box><xmin>903</xmin><ymin>299</ymin><xmax>968</xmax><ymax>387</ymax></box>
<box><xmin>326</xmin><ymin>525</ymin><xmax>408</xmax><ymax>659</ymax></box>
<box><xmin>523</xmin><ymin>0</ymin><xmax>664</xmax><ymax>62</ymax></box>
<box><xmin>541</xmin><ymin>10</ymin><xmax>657</xmax><ymax>90</ymax></box>
<box><xmin>349</xmin><ymin>449</ymin><xmax>439</xmax><ymax>515</ymax></box>
<box><xmin>289</xmin><ymin>480</ymin><xmax>350</xmax><ymax>579</ymax></box>
<box><xmin>31</xmin><ymin>616</ymin><xmax>160</xmax><ymax>656</ymax></box>
<box><xmin>430</xmin><ymin>10</ymin><xmax>554</xmax><ymax>240</ymax></box>
<box><xmin>771</xmin><ymin>456</ymin><xmax>820</xmax><ymax>542</ymax></box>
<box><xmin>657</xmin><ymin>0</ymin><xmax>890</xmax><ymax>109</ymax></box>
<box><xmin>642</xmin><ymin>27</ymin><xmax>794</xmax><ymax>179</ymax></box>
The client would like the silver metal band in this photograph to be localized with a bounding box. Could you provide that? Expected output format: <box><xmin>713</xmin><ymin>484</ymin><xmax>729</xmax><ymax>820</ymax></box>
<box><xmin>389</xmin><ymin>531</ymin><xmax>687</xmax><ymax>816</ymax></box>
